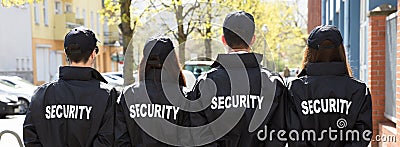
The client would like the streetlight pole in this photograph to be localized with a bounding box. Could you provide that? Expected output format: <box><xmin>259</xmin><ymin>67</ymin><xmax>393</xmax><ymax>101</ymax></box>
<box><xmin>114</xmin><ymin>41</ymin><xmax>121</xmax><ymax>71</ymax></box>
<box><xmin>276</xmin><ymin>44</ymin><xmax>281</xmax><ymax>72</ymax></box>
<box><xmin>262</xmin><ymin>24</ymin><xmax>268</xmax><ymax>67</ymax></box>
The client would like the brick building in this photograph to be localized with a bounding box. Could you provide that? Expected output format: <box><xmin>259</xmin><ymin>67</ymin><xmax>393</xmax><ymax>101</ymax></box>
<box><xmin>308</xmin><ymin>0</ymin><xmax>400</xmax><ymax>146</ymax></box>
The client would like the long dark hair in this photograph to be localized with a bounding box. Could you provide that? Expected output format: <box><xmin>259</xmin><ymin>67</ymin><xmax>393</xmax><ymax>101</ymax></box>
<box><xmin>138</xmin><ymin>37</ymin><xmax>186</xmax><ymax>87</ymax></box>
<box><xmin>301</xmin><ymin>40</ymin><xmax>353</xmax><ymax>77</ymax></box>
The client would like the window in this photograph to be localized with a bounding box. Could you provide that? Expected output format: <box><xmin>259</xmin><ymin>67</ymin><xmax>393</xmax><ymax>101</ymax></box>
<box><xmin>325</xmin><ymin>0</ymin><xmax>329</xmax><ymax>24</ymax></box>
<box><xmin>43</xmin><ymin>0</ymin><xmax>48</xmax><ymax>25</ymax></box>
<box><xmin>103</xmin><ymin>17</ymin><xmax>109</xmax><ymax>43</ymax></box>
<box><xmin>36</xmin><ymin>47</ymin><xmax>50</xmax><ymax>82</ymax></box>
<box><xmin>385</xmin><ymin>13</ymin><xmax>397</xmax><ymax>123</ymax></box>
<box><xmin>359</xmin><ymin>0</ymin><xmax>368</xmax><ymax>83</ymax></box>
<box><xmin>97</xmin><ymin>13</ymin><xmax>100</xmax><ymax>34</ymax></box>
<box><xmin>335</xmin><ymin>0</ymin><xmax>340</xmax><ymax>13</ymax></box>
<box><xmin>76</xmin><ymin>7</ymin><xmax>80</xmax><ymax>18</ymax></box>
<box><xmin>91</xmin><ymin>11</ymin><xmax>94</xmax><ymax>30</ymax></box>
<box><xmin>34</xmin><ymin>2</ymin><xmax>40</xmax><ymax>24</ymax></box>
<box><xmin>82</xmin><ymin>9</ymin><xmax>86</xmax><ymax>25</ymax></box>
<box><xmin>55</xmin><ymin>1</ymin><xmax>62</xmax><ymax>14</ymax></box>
<box><xmin>65</xmin><ymin>4</ymin><xmax>72</xmax><ymax>13</ymax></box>
<box><xmin>329</xmin><ymin>0</ymin><xmax>334</xmax><ymax>21</ymax></box>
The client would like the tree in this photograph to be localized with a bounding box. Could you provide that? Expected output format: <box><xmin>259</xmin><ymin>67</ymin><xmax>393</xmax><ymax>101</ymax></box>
<box><xmin>221</xmin><ymin>0</ymin><xmax>307</xmax><ymax>71</ymax></box>
<box><xmin>1</xmin><ymin>0</ymin><xmax>36</xmax><ymax>7</ymax></box>
<box><xmin>194</xmin><ymin>0</ymin><xmax>227</xmax><ymax>59</ymax></box>
<box><xmin>195</xmin><ymin>0</ymin><xmax>213</xmax><ymax>58</ymax></box>
<box><xmin>149</xmin><ymin>0</ymin><xmax>200</xmax><ymax>64</ymax></box>
<box><xmin>100</xmin><ymin>0</ymin><xmax>150</xmax><ymax>85</ymax></box>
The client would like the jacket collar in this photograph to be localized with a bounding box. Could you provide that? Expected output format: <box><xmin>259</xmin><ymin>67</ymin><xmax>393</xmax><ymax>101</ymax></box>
<box><xmin>211</xmin><ymin>53</ymin><xmax>263</xmax><ymax>68</ymax></box>
<box><xmin>298</xmin><ymin>62</ymin><xmax>348</xmax><ymax>77</ymax></box>
<box><xmin>59</xmin><ymin>66</ymin><xmax>108</xmax><ymax>83</ymax></box>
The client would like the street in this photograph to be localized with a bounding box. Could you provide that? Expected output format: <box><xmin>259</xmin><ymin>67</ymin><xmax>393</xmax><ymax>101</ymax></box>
<box><xmin>0</xmin><ymin>115</ymin><xmax>25</xmax><ymax>147</ymax></box>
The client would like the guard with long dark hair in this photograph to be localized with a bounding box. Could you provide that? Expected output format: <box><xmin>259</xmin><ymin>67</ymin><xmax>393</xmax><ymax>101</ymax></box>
<box><xmin>115</xmin><ymin>37</ymin><xmax>189</xmax><ymax>146</ymax></box>
<box><xmin>287</xmin><ymin>25</ymin><xmax>372</xmax><ymax>147</ymax></box>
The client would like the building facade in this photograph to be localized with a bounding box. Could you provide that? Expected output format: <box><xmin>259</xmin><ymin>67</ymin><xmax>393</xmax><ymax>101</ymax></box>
<box><xmin>0</xmin><ymin>4</ymin><xmax>33</xmax><ymax>82</ymax></box>
<box><xmin>308</xmin><ymin>0</ymin><xmax>400</xmax><ymax>146</ymax></box>
<box><xmin>29</xmin><ymin>0</ymin><xmax>121</xmax><ymax>85</ymax></box>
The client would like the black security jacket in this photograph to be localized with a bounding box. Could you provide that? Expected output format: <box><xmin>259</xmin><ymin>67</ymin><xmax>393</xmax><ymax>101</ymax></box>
<box><xmin>23</xmin><ymin>66</ymin><xmax>117</xmax><ymax>147</ymax></box>
<box><xmin>188</xmin><ymin>53</ymin><xmax>287</xmax><ymax>147</ymax></box>
<box><xmin>287</xmin><ymin>62</ymin><xmax>372</xmax><ymax>147</ymax></box>
<box><xmin>115</xmin><ymin>69</ymin><xmax>189</xmax><ymax>147</ymax></box>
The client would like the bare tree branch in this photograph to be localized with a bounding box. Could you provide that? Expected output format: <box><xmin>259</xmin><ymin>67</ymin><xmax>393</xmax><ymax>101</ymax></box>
<box><xmin>149</xmin><ymin>0</ymin><xmax>178</xmax><ymax>39</ymax></box>
<box><xmin>183</xmin><ymin>0</ymin><xmax>199</xmax><ymax>19</ymax></box>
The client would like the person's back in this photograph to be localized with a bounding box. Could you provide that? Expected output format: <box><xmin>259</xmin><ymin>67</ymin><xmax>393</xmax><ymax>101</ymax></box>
<box><xmin>287</xmin><ymin>25</ymin><xmax>372</xmax><ymax>147</ymax></box>
<box><xmin>23</xmin><ymin>27</ymin><xmax>116</xmax><ymax>147</ymax></box>
<box><xmin>288</xmin><ymin>63</ymin><xmax>371</xmax><ymax>146</ymax></box>
<box><xmin>115</xmin><ymin>37</ymin><xmax>189</xmax><ymax>146</ymax></box>
<box><xmin>189</xmin><ymin>53</ymin><xmax>286</xmax><ymax>146</ymax></box>
<box><xmin>188</xmin><ymin>11</ymin><xmax>286</xmax><ymax>147</ymax></box>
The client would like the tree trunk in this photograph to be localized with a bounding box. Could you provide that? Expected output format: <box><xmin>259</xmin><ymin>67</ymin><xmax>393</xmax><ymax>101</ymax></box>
<box><xmin>178</xmin><ymin>39</ymin><xmax>186</xmax><ymax>64</ymax></box>
<box><xmin>205</xmin><ymin>38</ymin><xmax>211</xmax><ymax>58</ymax></box>
<box><xmin>204</xmin><ymin>0</ymin><xmax>212</xmax><ymax>58</ymax></box>
<box><xmin>119</xmin><ymin>0</ymin><xmax>135</xmax><ymax>86</ymax></box>
<box><xmin>176</xmin><ymin>0</ymin><xmax>186</xmax><ymax>64</ymax></box>
<box><xmin>122</xmin><ymin>33</ymin><xmax>134</xmax><ymax>86</ymax></box>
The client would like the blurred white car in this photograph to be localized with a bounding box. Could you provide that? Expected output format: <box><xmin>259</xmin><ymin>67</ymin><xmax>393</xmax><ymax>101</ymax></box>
<box><xmin>0</xmin><ymin>80</ymin><xmax>32</xmax><ymax>114</ymax></box>
<box><xmin>0</xmin><ymin>93</ymin><xmax>21</xmax><ymax>118</ymax></box>
<box><xmin>102</xmin><ymin>72</ymin><xmax>123</xmax><ymax>79</ymax></box>
<box><xmin>102</xmin><ymin>71</ymin><xmax>139</xmax><ymax>86</ymax></box>
<box><xmin>289</xmin><ymin>68</ymin><xmax>300</xmax><ymax>77</ymax></box>
<box><xmin>101</xmin><ymin>73</ymin><xmax>124</xmax><ymax>86</ymax></box>
<box><xmin>184</xmin><ymin>60</ymin><xmax>214</xmax><ymax>78</ymax></box>
<box><xmin>0</xmin><ymin>76</ymin><xmax>37</xmax><ymax>95</ymax></box>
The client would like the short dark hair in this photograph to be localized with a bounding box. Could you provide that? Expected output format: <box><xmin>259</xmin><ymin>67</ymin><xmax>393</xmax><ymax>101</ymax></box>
<box><xmin>64</xmin><ymin>27</ymin><xmax>99</xmax><ymax>64</ymax></box>
<box><xmin>223</xmin><ymin>29</ymin><xmax>250</xmax><ymax>49</ymax></box>
<box><xmin>66</xmin><ymin>44</ymin><xmax>96</xmax><ymax>63</ymax></box>
<box><xmin>223</xmin><ymin>11</ymin><xmax>255</xmax><ymax>49</ymax></box>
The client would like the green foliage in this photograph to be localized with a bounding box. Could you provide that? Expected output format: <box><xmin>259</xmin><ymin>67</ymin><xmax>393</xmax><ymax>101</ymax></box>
<box><xmin>195</xmin><ymin>0</ymin><xmax>307</xmax><ymax>70</ymax></box>
<box><xmin>1</xmin><ymin>0</ymin><xmax>39</xmax><ymax>7</ymax></box>
<box><xmin>244</xmin><ymin>0</ymin><xmax>307</xmax><ymax>70</ymax></box>
<box><xmin>103</xmin><ymin>0</ymin><xmax>307</xmax><ymax>71</ymax></box>
<box><xmin>99</xmin><ymin>0</ymin><xmax>121</xmax><ymax>25</ymax></box>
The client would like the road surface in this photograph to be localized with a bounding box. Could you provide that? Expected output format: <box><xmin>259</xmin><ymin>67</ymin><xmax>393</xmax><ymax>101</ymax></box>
<box><xmin>0</xmin><ymin>115</ymin><xmax>25</xmax><ymax>147</ymax></box>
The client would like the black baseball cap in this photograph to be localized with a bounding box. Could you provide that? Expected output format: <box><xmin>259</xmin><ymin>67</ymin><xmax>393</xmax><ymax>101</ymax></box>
<box><xmin>64</xmin><ymin>27</ymin><xmax>99</xmax><ymax>54</ymax></box>
<box><xmin>223</xmin><ymin>10</ymin><xmax>255</xmax><ymax>46</ymax></box>
<box><xmin>143</xmin><ymin>37</ymin><xmax>174</xmax><ymax>66</ymax></box>
<box><xmin>307</xmin><ymin>25</ymin><xmax>343</xmax><ymax>49</ymax></box>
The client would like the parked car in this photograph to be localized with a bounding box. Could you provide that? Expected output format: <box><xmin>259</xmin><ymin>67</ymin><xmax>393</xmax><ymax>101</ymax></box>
<box><xmin>0</xmin><ymin>76</ymin><xmax>37</xmax><ymax>95</ymax></box>
<box><xmin>289</xmin><ymin>68</ymin><xmax>300</xmax><ymax>77</ymax></box>
<box><xmin>101</xmin><ymin>75</ymin><xmax>124</xmax><ymax>93</ymax></box>
<box><xmin>102</xmin><ymin>72</ymin><xmax>123</xmax><ymax>79</ymax></box>
<box><xmin>184</xmin><ymin>60</ymin><xmax>214</xmax><ymax>78</ymax></box>
<box><xmin>102</xmin><ymin>71</ymin><xmax>139</xmax><ymax>85</ymax></box>
<box><xmin>0</xmin><ymin>80</ymin><xmax>31</xmax><ymax>114</ymax></box>
<box><xmin>102</xmin><ymin>73</ymin><xmax>124</xmax><ymax>86</ymax></box>
<box><xmin>0</xmin><ymin>93</ymin><xmax>22</xmax><ymax>118</ymax></box>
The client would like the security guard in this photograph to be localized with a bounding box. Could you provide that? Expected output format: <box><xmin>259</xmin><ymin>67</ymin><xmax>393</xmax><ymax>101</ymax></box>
<box><xmin>189</xmin><ymin>11</ymin><xmax>287</xmax><ymax>146</ymax></box>
<box><xmin>115</xmin><ymin>37</ymin><xmax>189</xmax><ymax>146</ymax></box>
<box><xmin>287</xmin><ymin>25</ymin><xmax>372</xmax><ymax>146</ymax></box>
<box><xmin>23</xmin><ymin>27</ymin><xmax>117</xmax><ymax>147</ymax></box>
